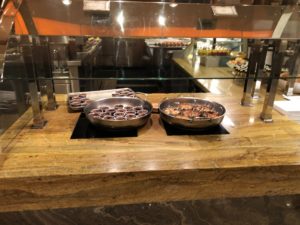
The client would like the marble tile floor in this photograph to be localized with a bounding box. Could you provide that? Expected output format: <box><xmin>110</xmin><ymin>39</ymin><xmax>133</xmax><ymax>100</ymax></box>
<box><xmin>1</xmin><ymin>194</ymin><xmax>300</xmax><ymax>225</ymax></box>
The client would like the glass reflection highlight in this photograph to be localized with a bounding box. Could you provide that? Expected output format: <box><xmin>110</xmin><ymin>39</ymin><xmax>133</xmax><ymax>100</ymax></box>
<box><xmin>158</xmin><ymin>15</ymin><xmax>166</xmax><ymax>26</ymax></box>
<box><xmin>116</xmin><ymin>11</ymin><xmax>125</xmax><ymax>32</ymax></box>
<box><xmin>169</xmin><ymin>3</ymin><xmax>178</xmax><ymax>8</ymax></box>
<box><xmin>249</xmin><ymin>117</ymin><xmax>255</xmax><ymax>124</ymax></box>
<box><xmin>62</xmin><ymin>0</ymin><xmax>72</xmax><ymax>6</ymax></box>
<box><xmin>223</xmin><ymin>116</ymin><xmax>235</xmax><ymax>127</ymax></box>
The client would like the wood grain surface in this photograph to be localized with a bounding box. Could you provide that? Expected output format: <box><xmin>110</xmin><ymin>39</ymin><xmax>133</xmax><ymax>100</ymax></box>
<box><xmin>0</xmin><ymin>88</ymin><xmax>300</xmax><ymax>212</ymax></box>
<box><xmin>173</xmin><ymin>58</ymin><xmax>233</xmax><ymax>79</ymax></box>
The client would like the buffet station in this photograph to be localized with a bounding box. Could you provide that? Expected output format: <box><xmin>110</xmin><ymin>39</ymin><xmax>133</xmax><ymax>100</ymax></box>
<box><xmin>1</xmin><ymin>86</ymin><xmax>300</xmax><ymax>213</ymax></box>
<box><xmin>1</xmin><ymin>0</ymin><xmax>300</xmax><ymax>220</ymax></box>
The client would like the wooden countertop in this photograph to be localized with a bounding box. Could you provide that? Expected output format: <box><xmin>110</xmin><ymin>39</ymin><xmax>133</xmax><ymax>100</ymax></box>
<box><xmin>173</xmin><ymin>57</ymin><xmax>233</xmax><ymax>79</ymax></box>
<box><xmin>1</xmin><ymin>89</ymin><xmax>300</xmax><ymax>212</ymax></box>
<box><xmin>172</xmin><ymin>57</ymin><xmax>245</xmax><ymax>95</ymax></box>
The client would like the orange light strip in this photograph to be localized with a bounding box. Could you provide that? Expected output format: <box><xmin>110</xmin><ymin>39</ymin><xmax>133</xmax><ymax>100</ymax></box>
<box><xmin>17</xmin><ymin>17</ymin><xmax>273</xmax><ymax>39</ymax></box>
<box><xmin>3</xmin><ymin>1</ymin><xmax>18</xmax><ymax>16</ymax></box>
<box><xmin>14</xmin><ymin>12</ymin><xmax>28</xmax><ymax>35</ymax></box>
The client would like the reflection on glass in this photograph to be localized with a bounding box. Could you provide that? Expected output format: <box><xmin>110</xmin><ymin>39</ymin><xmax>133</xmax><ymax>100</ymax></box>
<box><xmin>223</xmin><ymin>116</ymin><xmax>235</xmax><ymax>128</ymax></box>
<box><xmin>145</xmin><ymin>161</ymin><xmax>157</xmax><ymax>170</ymax></box>
<box><xmin>208</xmin><ymin>80</ymin><xmax>222</xmax><ymax>95</ymax></box>
<box><xmin>62</xmin><ymin>0</ymin><xmax>72</xmax><ymax>6</ymax></box>
<box><xmin>249</xmin><ymin>117</ymin><xmax>255</xmax><ymax>124</ymax></box>
<box><xmin>108</xmin><ymin>163</ymin><xmax>121</xmax><ymax>173</ymax></box>
<box><xmin>169</xmin><ymin>3</ymin><xmax>178</xmax><ymax>8</ymax></box>
<box><xmin>116</xmin><ymin>11</ymin><xmax>125</xmax><ymax>33</ymax></box>
<box><xmin>2</xmin><ymin>36</ymin><xmax>300</xmax><ymax>96</ymax></box>
<box><xmin>158</xmin><ymin>15</ymin><xmax>166</xmax><ymax>26</ymax></box>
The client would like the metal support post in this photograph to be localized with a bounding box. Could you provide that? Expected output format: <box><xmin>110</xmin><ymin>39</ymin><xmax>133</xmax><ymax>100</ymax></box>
<box><xmin>251</xmin><ymin>42</ymin><xmax>269</xmax><ymax>99</ymax></box>
<box><xmin>284</xmin><ymin>43</ymin><xmax>300</xmax><ymax>96</ymax></box>
<box><xmin>260</xmin><ymin>51</ymin><xmax>284</xmax><ymax>122</ymax></box>
<box><xmin>29</xmin><ymin>82</ymin><xmax>47</xmax><ymax>128</ymax></box>
<box><xmin>241</xmin><ymin>43</ymin><xmax>260</xmax><ymax>106</ymax></box>
<box><xmin>45</xmin><ymin>79</ymin><xmax>58</xmax><ymax>110</ymax></box>
<box><xmin>67</xmin><ymin>60</ymin><xmax>81</xmax><ymax>92</ymax></box>
<box><xmin>32</xmin><ymin>37</ymin><xmax>58</xmax><ymax>110</ymax></box>
<box><xmin>22</xmin><ymin>42</ymin><xmax>48</xmax><ymax>128</ymax></box>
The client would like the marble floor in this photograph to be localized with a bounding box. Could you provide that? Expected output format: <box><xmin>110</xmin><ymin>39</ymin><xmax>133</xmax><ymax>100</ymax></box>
<box><xmin>1</xmin><ymin>195</ymin><xmax>300</xmax><ymax>225</ymax></box>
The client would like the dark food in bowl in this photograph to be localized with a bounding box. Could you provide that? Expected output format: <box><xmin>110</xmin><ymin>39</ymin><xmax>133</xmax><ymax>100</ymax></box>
<box><xmin>89</xmin><ymin>104</ymin><xmax>149</xmax><ymax>121</ymax></box>
<box><xmin>116</xmin><ymin>109</ymin><xmax>126</xmax><ymax>113</ymax></box>
<box><xmin>91</xmin><ymin>109</ymin><xmax>102</xmax><ymax>113</ymax></box>
<box><xmin>114</xmin><ymin>112</ymin><xmax>125</xmax><ymax>117</ymax></box>
<box><xmin>126</xmin><ymin>114</ymin><xmax>136</xmax><ymax>119</ymax></box>
<box><xmin>103</xmin><ymin>115</ymin><xmax>114</xmax><ymax>120</ymax></box>
<box><xmin>112</xmin><ymin>88</ymin><xmax>136</xmax><ymax>98</ymax></box>
<box><xmin>98</xmin><ymin>106</ymin><xmax>109</xmax><ymax>111</ymax></box>
<box><xmin>159</xmin><ymin>98</ymin><xmax>225</xmax><ymax>129</ymax></box>
<box><xmin>69</xmin><ymin>94</ymin><xmax>91</xmax><ymax>109</ymax></box>
<box><xmin>94</xmin><ymin>115</ymin><xmax>104</xmax><ymax>119</ymax></box>
<box><xmin>114</xmin><ymin>104</ymin><xmax>124</xmax><ymax>109</ymax></box>
<box><xmin>124</xmin><ymin>106</ymin><xmax>134</xmax><ymax>111</ymax></box>
<box><xmin>134</xmin><ymin>106</ymin><xmax>143</xmax><ymax>111</ymax></box>
<box><xmin>138</xmin><ymin>109</ymin><xmax>149</xmax><ymax>114</ymax></box>
<box><xmin>163</xmin><ymin>103</ymin><xmax>220</xmax><ymax>120</ymax></box>
<box><xmin>84</xmin><ymin>97</ymin><xmax>152</xmax><ymax>129</ymax></box>
<box><xmin>78</xmin><ymin>93</ymin><xmax>87</xmax><ymax>98</ymax></box>
<box><xmin>106</xmin><ymin>109</ymin><xmax>116</xmax><ymax>115</ymax></box>
<box><xmin>70</xmin><ymin>102</ymin><xmax>81</xmax><ymax>107</ymax></box>
<box><xmin>115</xmin><ymin>116</ymin><xmax>126</xmax><ymax>120</ymax></box>
<box><xmin>69</xmin><ymin>89</ymin><xmax>135</xmax><ymax>111</ymax></box>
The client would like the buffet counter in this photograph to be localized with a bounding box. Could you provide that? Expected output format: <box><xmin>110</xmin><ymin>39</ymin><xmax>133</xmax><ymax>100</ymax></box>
<box><xmin>172</xmin><ymin>57</ymin><xmax>245</xmax><ymax>95</ymax></box>
<box><xmin>1</xmin><ymin>90</ymin><xmax>300</xmax><ymax>212</ymax></box>
<box><xmin>172</xmin><ymin>58</ymin><xmax>233</xmax><ymax>79</ymax></box>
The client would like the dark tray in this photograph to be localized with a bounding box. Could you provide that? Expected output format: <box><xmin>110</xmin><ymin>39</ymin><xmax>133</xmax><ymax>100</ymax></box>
<box><xmin>71</xmin><ymin>113</ymin><xmax>138</xmax><ymax>139</ymax></box>
<box><xmin>161</xmin><ymin>120</ymin><xmax>229</xmax><ymax>136</ymax></box>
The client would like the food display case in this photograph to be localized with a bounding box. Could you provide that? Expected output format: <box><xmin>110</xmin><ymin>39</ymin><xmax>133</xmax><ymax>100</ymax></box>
<box><xmin>1</xmin><ymin>0</ymin><xmax>300</xmax><ymax>224</ymax></box>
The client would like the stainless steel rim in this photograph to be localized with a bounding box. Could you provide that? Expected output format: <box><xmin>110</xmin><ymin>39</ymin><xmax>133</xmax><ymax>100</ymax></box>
<box><xmin>158</xmin><ymin>97</ymin><xmax>226</xmax><ymax>129</ymax></box>
<box><xmin>84</xmin><ymin>97</ymin><xmax>153</xmax><ymax>129</ymax></box>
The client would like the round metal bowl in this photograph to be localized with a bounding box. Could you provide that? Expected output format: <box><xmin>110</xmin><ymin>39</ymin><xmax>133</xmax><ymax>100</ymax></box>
<box><xmin>159</xmin><ymin>97</ymin><xmax>226</xmax><ymax>129</ymax></box>
<box><xmin>84</xmin><ymin>97</ymin><xmax>153</xmax><ymax>130</ymax></box>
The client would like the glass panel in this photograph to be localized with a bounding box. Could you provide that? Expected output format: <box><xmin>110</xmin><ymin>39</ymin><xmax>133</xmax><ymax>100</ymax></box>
<box><xmin>1</xmin><ymin>1</ymin><xmax>300</xmax><ymax>135</ymax></box>
<box><xmin>3</xmin><ymin>37</ymin><xmax>300</xmax><ymax>84</ymax></box>
<box><xmin>14</xmin><ymin>0</ymin><xmax>294</xmax><ymax>39</ymax></box>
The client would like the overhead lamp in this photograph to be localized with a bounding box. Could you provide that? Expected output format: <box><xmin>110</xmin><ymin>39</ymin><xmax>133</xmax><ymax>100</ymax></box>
<box><xmin>169</xmin><ymin>3</ymin><xmax>178</xmax><ymax>8</ymax></box>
